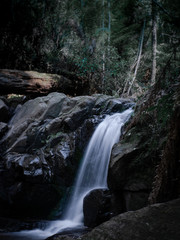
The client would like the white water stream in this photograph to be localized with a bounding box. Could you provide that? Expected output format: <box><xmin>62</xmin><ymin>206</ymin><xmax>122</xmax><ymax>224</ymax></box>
<box><xmin>8</xmin><ymin>108</ymin><xmax>133</xmax><ymax>239</ymax></box>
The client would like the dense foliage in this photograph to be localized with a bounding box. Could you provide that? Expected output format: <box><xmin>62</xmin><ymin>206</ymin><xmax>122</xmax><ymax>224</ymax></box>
<box><xmin>0</xmin><ymin>0</ymin><xmax>179</xmax><ymax>95</ymax></box>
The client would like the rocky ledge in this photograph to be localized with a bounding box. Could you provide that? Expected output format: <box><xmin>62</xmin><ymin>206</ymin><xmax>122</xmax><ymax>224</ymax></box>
<box><xmin>49</xmin><ymin>198</ymin><xmax>180</xmax><ymax>240</ymax></box>
<box><xmin>0</xmin><ymin>92</ymin><xmax>133</xmax><ymax>219</ymax></box>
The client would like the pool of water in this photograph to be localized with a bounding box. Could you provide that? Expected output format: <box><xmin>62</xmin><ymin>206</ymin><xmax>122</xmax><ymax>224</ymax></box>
<box><xmin>0</xmin><ymin>225</ymin><xmax>89</xmax><ymax>240</ymax></box>
<box><xmin>0</xmin><ymin>233</ymin><xmax>44</xmax><ymax>240</ymax></box>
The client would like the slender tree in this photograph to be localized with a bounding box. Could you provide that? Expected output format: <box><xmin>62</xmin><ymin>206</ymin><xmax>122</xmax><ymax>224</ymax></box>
<box><xmin>102</xmin><ymin>0</ymin><xmax>105</xmax><ymax>91</ymax></box>
<box><xmin>151</xmin><ymin>0</ymin><xmax>158</xmax><ymax>85</ymax></box>
<box><xmin>127</xmin><ymin>19</ymin><xmax>146</xmax><ymax>95</ymax></box>
<box><xmin>108</xmin><ymin>0</ymin><xmax>111</xmax><ymax>45</ymax></box>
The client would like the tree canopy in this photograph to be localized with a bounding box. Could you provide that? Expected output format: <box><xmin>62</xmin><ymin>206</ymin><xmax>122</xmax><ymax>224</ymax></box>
<box><xmin>0</xmin><ymin>0</ymin><xmax>179</xmax><ymax>96</ymax></box>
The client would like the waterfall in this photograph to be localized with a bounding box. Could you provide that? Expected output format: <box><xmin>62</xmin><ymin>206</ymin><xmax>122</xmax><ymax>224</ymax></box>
<box><xmin>12</xmin><ymin>108</ymin><xmax>133</xmax><ymax>239</ymax></box>
<box><xmin>47</xmin><ymin>108</ymin><xmax>133</xmax><ymax>233</ymax></box>
<box><xmin>62</xmin><ymin>108</ymin><xmax>133</xmax><ymax>224</ymax></box>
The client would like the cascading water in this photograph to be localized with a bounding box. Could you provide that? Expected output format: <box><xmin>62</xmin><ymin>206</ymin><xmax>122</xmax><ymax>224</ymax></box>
<box><xmin>5</xmin><ymin>108</ymin><xmax>133</xmax><ymax>240</ymax></box>
<box><xmin>44</xmin><ymin>108</ymin><xmax>133</xmax><ymax>236</ymax></box>
<box><xmin>62</xmin><ymin>108</ymin><xmax>133</xmax><ymax>224</ymax></box>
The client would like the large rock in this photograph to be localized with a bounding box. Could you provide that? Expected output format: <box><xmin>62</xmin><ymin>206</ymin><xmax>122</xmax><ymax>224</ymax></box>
<box><xmin>107</xmin><ymin>112</ymin><xmax>164</xmax><ymax>213</ymax></box>
<box><xmin>0</xmin><ymin>99</ymin><xmax>9</xmax><ymax>122</ymax></box>
<box><xmin>80</xmin><ymin>198</ymin><xmax>180</xmax><ymax>240</ymax></box>
<box><xmin>108</xmin><ymin>84</ymin><xmax>180</xmax><ymax>214</ymax></box>
<box><xmin>108</xmin><ymin>140</ymin><xmax>142</xmax><ymax>190</ymax></box>
<box><xmin>108</xmin><ymin>137</ymin><xmax>150</xmax><ymax>213</ymax></box>
<box><xmin>0</xmin><ymin>92</ymin><xmax>133</xmax><ymax>218</ymax></box>
<box><xmin>0</xmin><ymin>152</ymin><xmax>60</xmax><ymax>217</ymax></box>
<box><xmin>107</xmin><ymin>136</ymin><xmax>148</xmax><ymax>213</ymax></box>
<box><xmin>2</xmin><ymin>92</ymin><xmax>67</xmax><ymax>151</ymax></box>
<box><xmin>47</xmin><ymin>199</ymin><xmax>180</xmax><ymax>240</ymax></box>
<box><xmin>0</xmin><ymin>122</ymin><xmax>8</xmax><ymax>138</ymax></box>
<box><xmin>83</xmin><ymin>189</ymin><xmax>111</xmax><ymax>227</ymax></box>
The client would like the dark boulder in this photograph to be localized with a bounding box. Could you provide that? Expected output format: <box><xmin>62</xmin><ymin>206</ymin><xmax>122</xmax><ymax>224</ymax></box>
<box><xmin>83</xmin><ymin>189</ymin><xmax>112</xmax><ymax>227</ymax></box>
<box><xmin>108</xmin><ymin>84</ymin><xmax>180</xmax><ymax>214</ymax></box>
<box><xmin>108</xmin><ymin>137</ymin><xmax>151</xmax><ymax>213</ymax></box>
<box><xmin>0</xmin><ymin>122</ymin><xmax>8</xmax><ymax>138</ymax></box>
<box><xmin>46</xmin><ymin>199</ymin><xmax>180</xmax><ymax>240</ymax></box>
<box><xmin>108</xmin><ymin>140</ymin><xmax>142</xmax><ymax>191</ymax></box>
<box><xmin>0</xmin><ymin>152</ymin><xmax>61</xmax><ymax>218</ymax></box>
<box><xmin>80</xmin><ymin>198</ymin><xmax>180</xmax><ymax>240</ymax></box>
<box><xmin>0</xmin><ymin>92</ymin><xmax>134</xmax><ymax>219</ymax></box>
<box><xmin>0</xmin><ymin>99</ymin><xmax>9</xmax><ymax>122</ymax></box>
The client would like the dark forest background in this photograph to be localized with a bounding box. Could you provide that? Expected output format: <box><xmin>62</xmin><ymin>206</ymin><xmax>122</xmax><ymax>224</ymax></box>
<box><xmin>0</xmin><ymin>0</ymin><xmax>179</xmax><ymax>96</ymax></box>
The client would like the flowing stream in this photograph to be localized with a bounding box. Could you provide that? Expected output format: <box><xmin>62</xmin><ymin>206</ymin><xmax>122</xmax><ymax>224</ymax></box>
<box><xmin>1</xmin><ymin>108</ymin><xmax>133</xmax><ymax>240</ymax></box>
<box><xmin>62</xmin><ymin>108</ymin><xmax>133</xmax><ymax>224</ymax></box>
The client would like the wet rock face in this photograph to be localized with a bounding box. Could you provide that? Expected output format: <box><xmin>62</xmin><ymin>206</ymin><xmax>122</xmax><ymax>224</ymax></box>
<box><xmin>83</xmin><ymin>189</ymin><xmax>112</xmax><ymax>227</ymax></box>
<box><xmin>0</xmin><ymin>92</ymin><xmax>133</xmax><ymax>218</ymax></box>
<box><xmin>107</xmin><ymin>119</ymin><xmax>158</xmax><ymax>213</ymax></box>
<box><xmin>0</xmin><ymin>99</ymin><xmax>9</xmax><ymax>122</ymax></box>
<box><xmin>80</xmin><ymin>198</ymin><xmax>180</xmax><ymax>240</ymax></box>
<box><xmin>108</xmin><ymin>134</ymin><xmax>153</xmax><ymax>213</ymax></box>
<box><xmin>0</xmin><ymin>122</ymin><xmax>8</xmax><ymax>138</ymax></box>
<box><xmin>45</xmin><ymin>199</ymin><xmax>180</xmax><ymax>240</ymax></box>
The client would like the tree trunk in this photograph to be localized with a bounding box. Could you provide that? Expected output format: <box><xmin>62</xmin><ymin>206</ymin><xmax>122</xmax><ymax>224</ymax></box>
<box><xmin>107</xmin><ymin>0</ymin><xmax>111</xmax><ymax>60</ymax></box>
<box><xmin>0</xmin><ymin>69</ymin><xmax>89</xmax><ymax>96</ymax></box>
<box><xmin>151</xmin><ymin>0</ymin><xmax>157</xmax><ymax>85</ymax></box>
<box><xmin>102</xmin><ymin>0</ymin><xmax>105</xmax><ymax>92</ymax></box>
<box><xmin>127</xmin><ymin>19</ymin><xmax>146</xmax><ymax>96</ymax></box>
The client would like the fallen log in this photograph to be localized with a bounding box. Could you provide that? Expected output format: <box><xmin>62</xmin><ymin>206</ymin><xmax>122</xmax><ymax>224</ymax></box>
<box><xmin>0</xmin><ymin>69</ymin><xmax>89</xmax><ymax>96</ymax></box>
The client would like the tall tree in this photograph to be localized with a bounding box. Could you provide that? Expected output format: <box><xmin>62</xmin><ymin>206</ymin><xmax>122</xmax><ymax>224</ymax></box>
<box><xmin>108</xmin><ymin>0</ymin><xmax>111</xmax><ymax>45</ymax></box>
<box><xmin>127</xmin><ymin>19</ymin><xmax>146</xmax><ymax>95</ymax></box>
<box><xmin>151</xmin><ymin>0</ymin><xmax>158</xmax><ymax>85</ymax></box>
